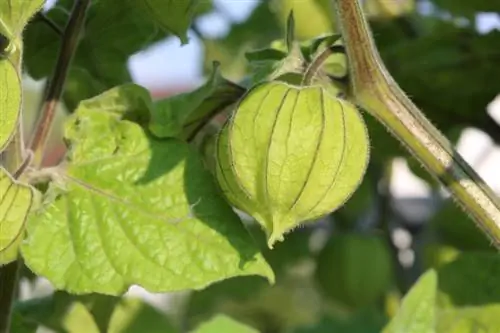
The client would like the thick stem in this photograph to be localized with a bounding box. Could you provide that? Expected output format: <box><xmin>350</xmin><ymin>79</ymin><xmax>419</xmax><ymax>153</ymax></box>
<box><xmin>332</xmin><ymin>0</ymin><xmax>500</xmax><ymax>248</ymax></box>
<box><xmin>29</xmin><ymin>0</ymin><xmax>91</xmax><ymax>167</ymax></box>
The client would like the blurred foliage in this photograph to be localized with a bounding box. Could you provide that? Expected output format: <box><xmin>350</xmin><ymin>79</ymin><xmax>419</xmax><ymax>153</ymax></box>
<box><xmin>16</xmin><ymin>0</ymin><xmax>500</xmax><ymax>332</ymax></box>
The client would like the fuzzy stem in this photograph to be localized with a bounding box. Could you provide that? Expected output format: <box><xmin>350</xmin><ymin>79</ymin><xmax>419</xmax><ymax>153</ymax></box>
<box><xmin>29</xmin><ymin>0</ymin><xmax>91</xmax><ymax>167</ymax></box>
<box><xmin>332</xmin><ymin>0</ymin><xmax>500</xmax><ymax>248</ymax></box>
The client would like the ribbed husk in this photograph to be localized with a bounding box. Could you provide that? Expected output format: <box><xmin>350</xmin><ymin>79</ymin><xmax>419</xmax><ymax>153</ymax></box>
<box><xmin>216</xmin><ymin>81</ymin><xmax>369</xmax><ymax>247</ymax></box>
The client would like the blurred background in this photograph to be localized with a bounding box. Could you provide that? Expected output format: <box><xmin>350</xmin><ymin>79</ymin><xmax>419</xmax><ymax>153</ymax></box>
<box><xmin>17</xmin><ymin>0</ymin><xmax>500</xmax><ymax>332</ymax></box>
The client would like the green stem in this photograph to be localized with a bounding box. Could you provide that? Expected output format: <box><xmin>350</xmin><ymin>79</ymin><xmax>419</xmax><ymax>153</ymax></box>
<box><xmin>302</xmin><ymin>45</ymin><xmax>344</xmax><ymax>85</ymax></box>
<box><xmin>332</xmin><ymin>0</ymin><xmax>500</xmax><ymax>248</ymax></box>
<box><xmin>29</xmin><ymin>0</ymin><xmax>91</xmax><ymax>168</ymax></box>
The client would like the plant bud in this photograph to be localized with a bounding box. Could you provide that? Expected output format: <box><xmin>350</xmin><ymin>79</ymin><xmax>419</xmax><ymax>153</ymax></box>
<box><xmin>215</xmin><ymin>81</ymin><xmax>369</xmax><ymax>247</ymax></box>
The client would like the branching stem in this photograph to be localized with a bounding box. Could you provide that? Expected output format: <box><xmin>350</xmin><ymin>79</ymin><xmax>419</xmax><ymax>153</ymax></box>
<box><xmin>30</xmin><ymin>0</ymin><xmax>91</xmax><ymax>167</ymax></box>
<box><xmin>332</xmin><ymin>0</ymin><xmax>500</xmax><ymax>248</ymax></box>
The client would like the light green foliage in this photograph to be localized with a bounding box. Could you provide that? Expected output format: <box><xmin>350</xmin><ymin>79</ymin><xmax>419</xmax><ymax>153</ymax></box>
<box><xmin>383</xmin><ymin>270</ymin><xmax>437</xmax><ymax>333</ymax></box>
<box><xmin>149</xmin><ymin>62</ymin><xmax>245</xmax><ymax>139</ymax></box>
<box><xmin>0</xmin><ymin>167</ymin><xmax>34</xmax><ymax>265</ymax></box>
<box><xmin>315</xmin><ymin>233</ymin><xmax>393</xmax><ymax>309</ymax></box>
<box><xmin>0</xmin><ymin>58</ymin><xmax>21</xmax><ymax>151</ymax></box>
<box><xmin>21</xmin><ymin>84</ymin><xmax>274</xmax><ymax>295</ymax></box>
<box><xmin>216</xmin><ymin>82</ymin><xmax>369</xmax><ymax>247</ymax></box>
<box><xmin>191</xmin><ymin>315</ymin><xmax>258</xmax><ymax>333</ymax></box>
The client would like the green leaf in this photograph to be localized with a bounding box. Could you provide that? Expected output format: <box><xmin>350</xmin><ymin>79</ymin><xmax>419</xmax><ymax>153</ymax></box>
<box><xmin>23</xmin><ymin>0</ymin><xmax>160</xmax><ymax>109</ymax></box>
<box><xmin>15</xmin><ymin>293</ymin><xmax>177</xmax><ymax>333</ymax></box>
<box><xmin>272</xmin><ymin>0</ymin><xmax>335</xmax><ymax>41</ymax></box>
<box><xmin>186</xmin><ymin>276</ymin><xmax>268</xmax><ymax>328</ymax></box>
<box><xmin>0</xmin><ymin>167</ymin><xmax>34</xmax><ymax>265</ymax></box>
<box><xmin>202</xmin><ymin>2</ymin><xmax>281</xmax><ymax>81</ymax></box>
<box><xmin>431</xmin><ymin>200</ymin><xmax>494</xmax><ymax>251</ymax></box>
<box><xmin>135</xmin><ymin>0</ymin><xmax>199</xmax><ymax>44</ymax></box>
<box><xmin>9</xmin><ymin>312</ymin><xmax>37</xmax><ymax>333</ymax></box>
<box><xmin>21</xmin><ymin>84</ymin><xmax>274</xmax><ymax>295</ymax></box>
<box><xmin>0</xmin><ymin>0</ymin><xmax>44</xmax><ymax>41</ymax></box>
<box><xmin>191</xmin><ymin>315</ymin><xmax>259</xmax><ymax>333</ymax></box>
<box><xmin>435</xmin><ymin>253</ymin><xmax>500</xmax><ymax>332</ymax></box>
<box><xmin>294</xmin><ymin>311</ymin><xmax>386</xmax><ymax>333</ymax></box>
<box><xmin>149</xmin><ymin>63</ymin><xmax>245</xmax><ymax>140</ymax></box>
<box><xmin>429</xmin><ymin>0</ymin><xmax>500</xmax><ymax>16</ymax></box>
<box><xmin>0</xmin><ymin>58</ymin><xmax>21</xmax><ymax>152</ymax></box>
<box><xmin>108</xmin><ymin>298</ymin><xmax>178</xmax><ymax>333</ymax></box>
<box><xmin>315</xmin><ymin>233</ymin><xmax>393</xmax><ymax>309</ymax></box>
<box><xmin>383</xmin><ymin>270</ymin><xmax>437</xmax><ymax>333</ymax></box>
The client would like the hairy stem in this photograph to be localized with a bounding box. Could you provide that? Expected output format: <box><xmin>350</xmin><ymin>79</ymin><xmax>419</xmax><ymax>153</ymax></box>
<box><xmin>30</xmin><ymin>0</ymin><xmax>91</xmax><ymax>167</ymax></box>
<box><xmin>302</xmin><ymin>45</ymin><xmax>345</xmax><ymax>85</ymax></box>
<box><xmin>332</xmin><ymin>0</ymin><xmax>500</xmax><ymax>247</ymax></box>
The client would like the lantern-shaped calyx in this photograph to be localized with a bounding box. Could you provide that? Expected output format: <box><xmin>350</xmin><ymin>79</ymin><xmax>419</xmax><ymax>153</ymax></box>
<box><xmin>216</xmin><ymin>81</ymin><xmax>369</xmax><ymax>248</ymax></box>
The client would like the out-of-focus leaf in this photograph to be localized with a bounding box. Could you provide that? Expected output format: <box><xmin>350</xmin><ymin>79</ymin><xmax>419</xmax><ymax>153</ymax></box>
<box><xmin>21</xmin><ymin>84</ymin><xmax>274</xmax><ymax>295</ymax></box>
<box><xmin>423</xmin><ymin>243</ymin><xmax>461</xmax><ymax>270</ymax></box>
<box><xmin>364</xmin><ymin>0</ymin><xmax>415</xmax><ymax>19</ymax></box>
<box><xmin>315</xmin><ymin>233</ymin><xmax>393</xmax><ymax>310</ymax></box>
<box><xmin>191</xmin><ymin>315</ymin><xmax>258</xmax><ymax>333</ymax></box>
<box><xmin>294</xmin><ymin>310</ymin><xmax>386</xmax><ymax>333</ymax></box>
<box><xmin>186</xmin><ymin>276</ymin><xmax>269</xmax><ymax>328</ymax></box>
<box><xmin>435</xmin><ymin>253</ymin><xmax>500</xmax><ymax>332</ymax></box>
<box><xmin>431</xmin><ymin>200</ymin><xmax>494</xmax><ymax>251</ymax></box>
<box><xmin>429</xmin><ymin>0</ymin><xmax>500</xmax><ymax>16</ymax></box>
<box><xmin>149</xmin><ymin>62</ymin><xmax>245</xmax><ymax>140</ymax></box>
<box><xmin>15</xmin><ymin>293</ymin><xmax>177</xmax><ymax>333</ymax></box>
<box><xmin>135</xmin><ymin>0</ymin><xmax>204</xmax><ymax>44</ymax></box>
<box><xmin>9</xmin><ymin>312</ymin><xmax>37</xmax><ymax>333</ymax></box>
<box><xmin>203</xmin><ymin>2</ymin><xmax>281</xmax><ymax>81</ymax></box>
<box><xmin>23</xmin><ymin>0</ymin><xmax>160</xmax><ymax>111</ymax></box>
<box><xmin>383</xmin><ymin>270</ymin><xmax>437</xmax><ymax>333</ymax></box>
<box><xmin>271</xmin><ymin>0</ymin><xmax>335</xmax><ymax>40</ymax></box>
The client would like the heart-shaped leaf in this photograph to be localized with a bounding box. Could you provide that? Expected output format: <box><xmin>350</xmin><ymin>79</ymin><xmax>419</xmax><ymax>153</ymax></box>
<box><xmin>0</xmin><ymin>167</ymin><xmax>34</xmax><ymax>265</ymax></box>
<box><xmin>21</xmin><ymin>84</ymin><xmax>274</xmax><ymax>295</ymax></box>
